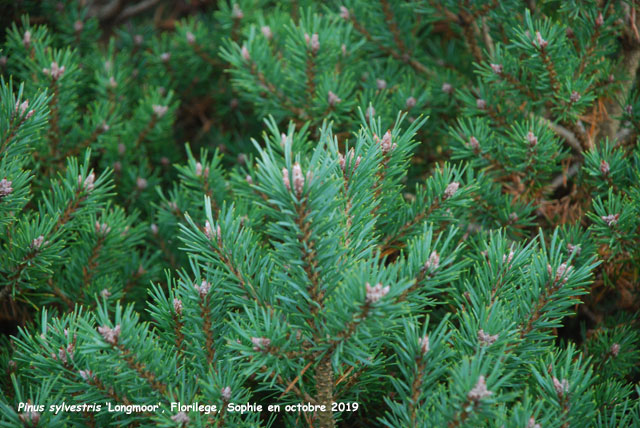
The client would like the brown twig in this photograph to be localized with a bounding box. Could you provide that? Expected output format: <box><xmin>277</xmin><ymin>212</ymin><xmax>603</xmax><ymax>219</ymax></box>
<box><xmin>599</xmin><ymin>3</ymin><xmax>640</xmax><ymax>141</ymax></box>
<box><xmin>348</xmin><ymin>14</ymin><xmax>433</xmax><ymax>77</ymax></box>
<box><xmin>447</xmin><ymin>398</ymin><xmax>476</xmax><ymax>428</ymax></box>
<box><xmin>207</xmin><ymin>240</ymin><xmax>266</xmax><ymax>309</ymax></box>
<box><xmin>537</xmin><ymin>116</ymin><xmax>583</xmax><ymax>153</ymax></box>
<box><xmin>481</xmin><ymin>17</ymin><xmax>495</xmax><ymax>58</ymax></box>
<box><xmin>0</xmin><ymin>109</ymin><xmax>28</xmax><ymax>158</ymax></box>
<box><xmin>460</xmin><ymin>12</ymin><xmax>483</xmax><ymax>63</ymax></box>
<box><xmin>409</xmin><ymin>356</ymin><xmax>427</xmax><ymax>426</ymax></box>
<box><xmin>305</xmin><ymin>47</ymin><xmax>317</xmax><ymax>105</ymax></box>
<box><xmin>548</xmin><ymin>162</ymin><xmax>581</xmax><ymax>192</ymax></box>
<box><xmin>279</xmin><ymin>360</ymin><xmax>313</xmax><ymax>398</ymax></box>
<box><xmin>82</xmin><ymin>236</ymin><xmax>105</xmax><ymax>286</ymax></box>
<box><xmin>199</xmin><ymin>294</ymin><xmax>216</xmax><ymax>366</ymax></box>
<box><xmin>115</xmin><ymin>0</ymin><xmax>161</xmax><ymax>22</ymax></box>
<box><xmin>0</xmin><ymin>250</ymin><xmax>38</xmax><ymax>302</ymax></box>
<box><xmin>380</xmin><ymin>198</ymin><xmax>441</xmax><ymax>252</ymax></box>
<box><xmin>87</xmin><ymin>0</ymin><xmax>124</xmax><ymax>20</ymax></box>
<box><xmin>539</xmin><ymin>47</ymin><xmax>561</xmax><ymax>96</ymax></box>
<box><xmin>133</xmin><ymin>114</ymin><xmax>158</xmax><ymax>151</ymax></box>
<box><xmin>380</xmin><ymin>0</ymin><xmax>408</xmax><ymax>53</ymax></box>
<box><xmin>329</xmin><ymin>302</ymin><xmax>371</xmax><ymax>351</ymax></box>
<box><xmin>247</xmin><ymin>61</ymin><xmax>308</xmax><ymax>120</ymax></box>
<box><xmin>520</xmin><ymin>276</ymin><xmax>565</xmax><ymax>339</ymax></box>
<box><xmin>116</xmin><ymin>343</ymin><xmax>170</xmax><ymax>397</ymax></box>
<box><xmin>314</xmin><ymin>356</ymin><xmax>335</xmax><ymax>428</ymax></box>
<box><xmin>171</xmin><ymin>312</ymin><xmax>185</xmax><ymax>353</ymax></box>
<box><xmin>191</xmin><ymin>42</ymin><xmax>221</xmax><ymax>67</ymax></box>
<box><xmin>294</xmin><ymin>201</ymin><xmax>324</xmax><ymax>330</ymax></box>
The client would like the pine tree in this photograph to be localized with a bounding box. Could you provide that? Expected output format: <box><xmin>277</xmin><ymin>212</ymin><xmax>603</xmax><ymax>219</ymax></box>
<box><xmin>1</xmin><ymin>1</ymin><xmax>640</xmax><ymax>427</ymax></box>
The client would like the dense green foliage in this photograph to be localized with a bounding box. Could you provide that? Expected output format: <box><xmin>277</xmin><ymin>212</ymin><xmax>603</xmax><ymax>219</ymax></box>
<box><xmin>1</xmin><ymin>1</ymin><xmax>639</xmax><ymax>427</ymax></box>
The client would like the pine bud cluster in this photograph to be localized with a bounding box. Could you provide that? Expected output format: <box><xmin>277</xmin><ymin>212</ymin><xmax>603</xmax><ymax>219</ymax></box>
<box><xmin>0</xmin><ymin>178</ymin><xmax>13</xmax><ymax>197</ymax></box>
<box><xmin>365</xmin><ymin>282</ymin><xmax>390</xmax><ymax>303</ymax></box>
<box><xmin>98</xmin><ymin>325</ymin><xmax>121</xmax><ymax>345</ymax></box>
<box><xmin>468</xmin><ymin>376</ymin><xmax>492</xmax><ymax>401</ymax></box>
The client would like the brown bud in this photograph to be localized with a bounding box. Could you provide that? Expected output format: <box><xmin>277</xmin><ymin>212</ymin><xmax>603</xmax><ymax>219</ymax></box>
<box><xmin>328</xmin><ymin>91</ymin><xmax>342</xmax><ymax>106</ymax></box>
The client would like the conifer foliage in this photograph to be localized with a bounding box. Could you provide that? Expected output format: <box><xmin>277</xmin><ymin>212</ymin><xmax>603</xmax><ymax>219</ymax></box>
<box><xmin>1</xmin><ymin>1</ymin><xmax>640</xmax><ymax>427</ymax></box>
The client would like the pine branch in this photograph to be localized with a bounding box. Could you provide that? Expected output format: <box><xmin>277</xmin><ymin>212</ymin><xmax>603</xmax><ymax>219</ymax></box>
<box><xmin>294</xmin><ymin>201</ymin><xmax>324</xmax><ymax>331</ymax></box>
<box><xmin>408</xmin><ymin>356</ymin><xmax>427</xmax><ymax>425</ymax></box>
<box><xmin>246</xmin><ymin>59</ymin><xmax>307</xmax><ymax>120</ymax></box>
<box><xmin>346</xmin><ymin>11</ymin><xmax>433</xmax><ymax>77</ymax></box>
<box><xmin>199</xmin><ymin>293</ymin><xmax>216</xmax><ymax>366</ymax></box>
<box><xmin>379</xmin><ymin>0</ymin><xmax>408</xmax><ymax>55</ymax></box>
<box><xmin>0</xmin><ymin>249</ymin><xmax>39</xmax><ymax>302</ymax></box>
<box><xmin>114</xmin><ymin>343</ymin><xmax>170</xmax><ymax>398</ymax></box>
<box><xmin>81</xmin><ymin>235</ymin><xmax>105</xmax><ymax>286</ymax></box>
<box><xmin>46</xmin><ymin>78</ymin><xmax>61</xmax><ymax>164</ymax></box>
<box><xmin>381</xmin><ymin>198</ymin><xmax>440</xmax><ymax>252</ymax></box>
<box><xmin>314</xmin><ymin>356</ymin><xmax>335</xmax><ymax>428</ymax></box>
